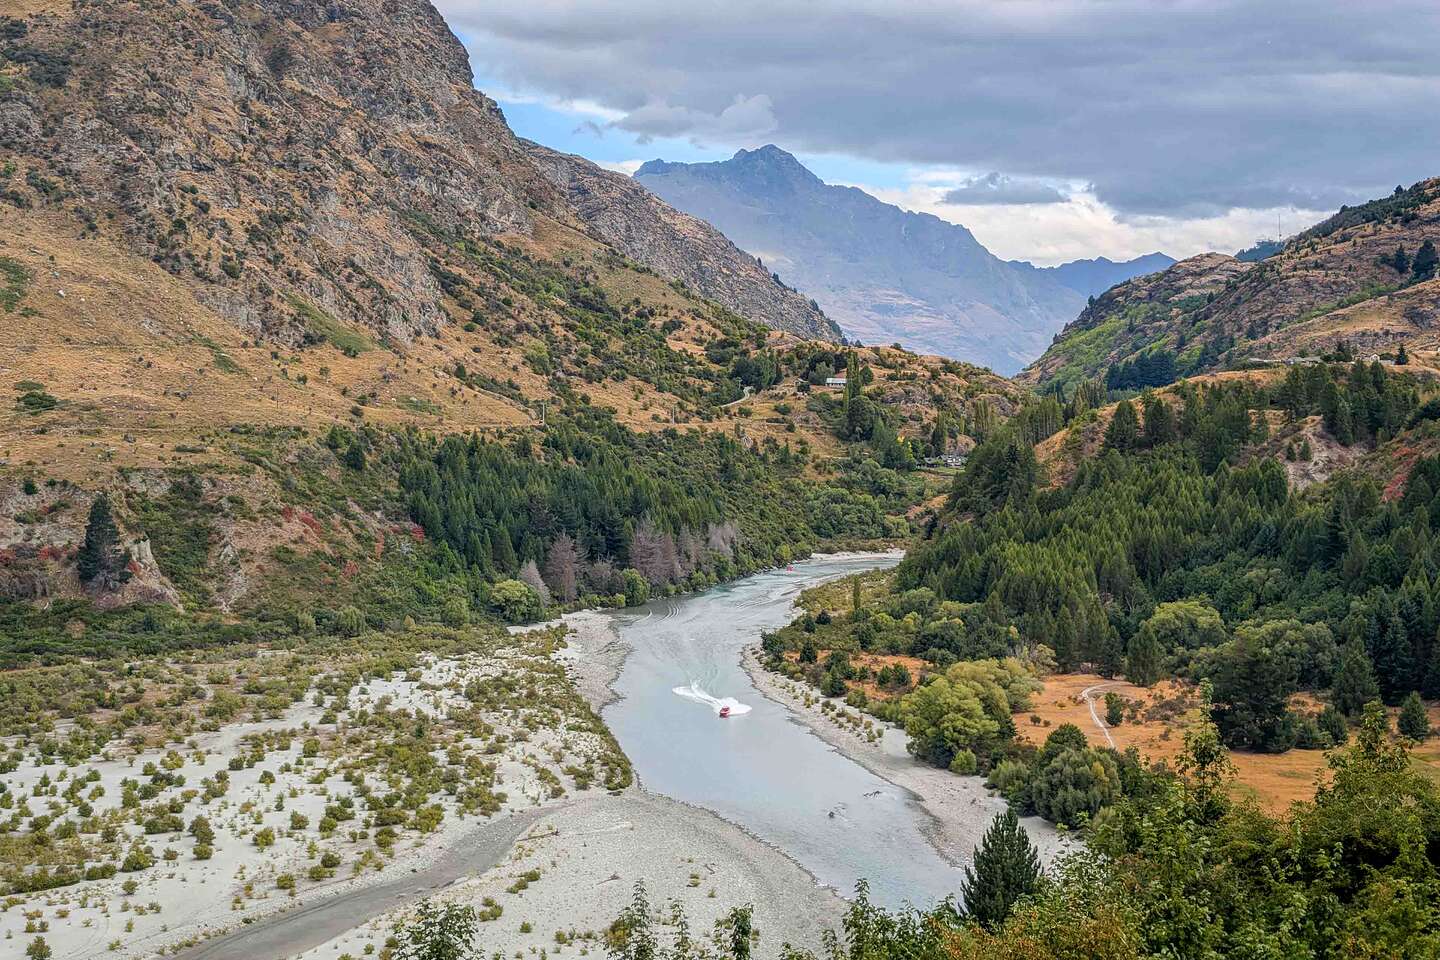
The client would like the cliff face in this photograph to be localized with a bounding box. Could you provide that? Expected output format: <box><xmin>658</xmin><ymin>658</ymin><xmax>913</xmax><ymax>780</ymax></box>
<box><xmin>0</xmin><ymin>0</ymin><xmax>835</xmax><ymax>342</ymax></box>
<box><xmin>522</xmin><ymin>142</ymin><xmax>839</xmax><ymax>339</ymax></box>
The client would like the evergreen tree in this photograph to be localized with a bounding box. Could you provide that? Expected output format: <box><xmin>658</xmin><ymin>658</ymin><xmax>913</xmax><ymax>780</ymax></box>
<box><xmin>1372</xmin><ymin>611</ymin><xmax>1414</xmax><ymax>704</ymax></box>
<box><xmin>1333</xmin><ymin>639</ymin><xmax>1381</xmax><ymax>716</ymax></box>
<box><xmin>1425</xmin><ymin>626</ymin><xmax>1440</xmax><ymax>699</ymax></box>
<box><xmin>1396</xmin><ymin>342</ymin><xmax>1410</xmax><ymax>365</ymax></box>
<box><xmin>1318</xmin><ymin>704</ymin><xmax>1349</xmax><ymax>745</ymax></box>
<box><xmin>1389</xmin><ymin>244</ymin><xmax>1409</xmax><ymax>274</ymax></box>
<box><xmin>1412</xmin><ymin>239</ymin><xmax>1438</xmax><ymax>280</ymax></box>
<box><xmin>1105</xmin><ymin>399</ymin><xmax>1139</xmax><ymax>452</ymax></box>
<box><xmin>1397</xmin><ymin>691</ymin><xmax>1429</xmax><ymax>740</ymax></box>
<box><xmin>958</xmin><ymin>808</ymin><xmax>1041</xmax><ymax>930</ymax></box>
<box><xmin>343</xmin><ymin>442</ymin><xmax>367</xmax><ymax>471</ymax></box>
<box><xmin>1141</xmin><ymin>394</ymin><xmax>1177</xmax><ymax>447</ymax></box>
<box><xmin>76</xmin><ymin>494</ymin><xmax>129</xmax><ymax>587</ymax></box>
<box><xmin>1125</xmin><ymin>627</ymin><xmax>1163</xmax><ymax>686</ymax></box>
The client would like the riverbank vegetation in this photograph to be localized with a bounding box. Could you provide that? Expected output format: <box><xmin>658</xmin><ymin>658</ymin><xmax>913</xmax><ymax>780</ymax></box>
<box><xmin>767</xmin><ymin>361</ymin><xmax>1440</xmax><ymax>828</ymax></box>
<box><xmin>583</xmin><ymin>704</ymin><xmax>1440</xmax><ymax>960</ymax></box>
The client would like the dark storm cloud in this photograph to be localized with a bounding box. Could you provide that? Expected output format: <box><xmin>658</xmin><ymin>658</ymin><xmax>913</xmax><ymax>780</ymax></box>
<box><xmin>943</xmin><ymin>173</ymin><xmax>1066</xmax><ymax>206</ymax></box>
<box><xmin>437</xmin><ymin>0</ymin><xmax>1440</xmax><ymax>215</ymax></box>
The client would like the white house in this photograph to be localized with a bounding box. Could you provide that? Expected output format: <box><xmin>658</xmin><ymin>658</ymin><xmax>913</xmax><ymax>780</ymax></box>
<box><xmin>824</xmin><ymin>377</ymin><xmax>848</xmax><ymax>388</ymax></box>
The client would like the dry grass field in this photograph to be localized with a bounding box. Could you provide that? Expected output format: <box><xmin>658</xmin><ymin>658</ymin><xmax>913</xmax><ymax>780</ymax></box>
<box><xmin>1016</xmin><ymin>672</ymin><xmax>1440</xmax><ymax>813</ymax></box>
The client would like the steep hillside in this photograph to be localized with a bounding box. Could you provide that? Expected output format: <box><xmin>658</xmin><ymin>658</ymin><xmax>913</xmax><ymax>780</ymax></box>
<box><xmin>521</xmin><ymin>141</ymin><xmax>838</xmax><ymax>340</ymax></box>
<box><xmin>0</xmin><ymin>0</ymin><xmax>1030</xmax><ymax>629</ymax></box>
<box><xmin>635</xmin><ymin>146</ymin><xmax>1096</xmax><ymax>375</ymax></box>
<box><xmin>1019</xmin><ymin>254</ymin><xmax>1252</xmax><ymax>394</ymax></box>
<box><xmin>1022</xmin><ymin>180</ymin><xmax>1440</xmax><ymax>394</ymax></box>
<box><xmin>0</xmin><ymin>0</ymin><xmax>832</xmax><ymax>342</ymax></box>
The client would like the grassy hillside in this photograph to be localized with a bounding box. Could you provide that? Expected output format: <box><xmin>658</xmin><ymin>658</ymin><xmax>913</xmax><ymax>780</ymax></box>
<box><xmin>1021</xmin><ymin>179</ymin><xmax>1440</xmax><ymax>395</ymax></box>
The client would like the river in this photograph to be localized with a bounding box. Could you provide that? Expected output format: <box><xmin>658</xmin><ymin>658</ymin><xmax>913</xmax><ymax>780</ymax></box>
<box><xmin>603</xmin><ymin>553</ymin><xmax>968</xmax><ymax>910</ymax></box>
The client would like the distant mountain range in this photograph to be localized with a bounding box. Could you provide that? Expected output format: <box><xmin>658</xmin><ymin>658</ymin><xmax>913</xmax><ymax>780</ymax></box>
<box><xmin>1010</xmin><ymin>253</ymin><xmax>1177</xmax><ymax>299</ymax></box>
<box><xmin>635</xmin><ymin>146</ymin><xmax>1169</xmax><ymax>374</ymax></box>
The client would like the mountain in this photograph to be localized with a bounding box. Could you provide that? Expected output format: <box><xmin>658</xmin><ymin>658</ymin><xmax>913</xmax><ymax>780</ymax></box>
<box><xmin>1010</xmin><ymin>252</ymin><xmax>1176</xmax><ymax>298</ymax></box>
<box><xmin>0</xmin><ymin>0</ymin><xmax>1016</xmax><ymax>619</ymax></box>
<box><xmin>1020</xmin><ymin>179</ymin><xmax>1440</xmax><ymax>394</ymax></box>
<box><xmin>0</xmin><ymin>0</ymin><xmax>832</xmax><ymax>345</ymax></box>
<box><xmin>520</xmin><ymin>141</ymin><xmax>839</xmax><ymax>339</ymax></box>
<box><xmin>635</xmin><ymin>146</ymin><xmax>1098</xmax><ymax>375</ymax></box>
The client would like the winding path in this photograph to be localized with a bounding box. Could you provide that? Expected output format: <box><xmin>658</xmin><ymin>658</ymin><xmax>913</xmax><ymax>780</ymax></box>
<box><xmin>1080</xmin><ymin>681</ymin><xmax>1123</xmax><ymax>748</ymax></box>
<box><xmin>171</xmin><ymin>807</ymin><xmax>549</xmax><ymax>960</ymax></box>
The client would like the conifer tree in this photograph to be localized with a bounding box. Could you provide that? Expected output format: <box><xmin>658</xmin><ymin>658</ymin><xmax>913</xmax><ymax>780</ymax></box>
<box><xmin>1412</xmin><ymin>239</ymin><xmax>1438</xmax><ymax>280</ymax></box>
<box><xmin>1125</xmin><ymin>628</ymin><xmax>1163</xmax><ymax>686</ymax></box>
<box><xmin>1104</xmin><ymin>399</ymin><xmax>1139</xmax><ymax>452</ymax></box>
<box><xmin>1372</xmin><ymin>611</ymin><xmax>1414</xmax><ymax>704</ymax></box>
<box><xmin>1425</xmin><ymin>627</ymin><xmax>1440</xmax><ymax>699</ymax></box>
<box><xmin>1333</xmin><ymin>639</ymin><xmax>1381</xmax><ymax>716</ymax></box>
<box><xmin>76</xmin><ymin>494</ymin><xmax>129</xmax><ymax>587</ymax></box>
<box><xmin>958</xmin><ymin>807</ymin><xmax>1041</xmax><ymax>930</ymax></box>
<box><xmin>1398</xmin><ymin>690</ymin><xmax>1429</xmax><ymax>740</ymax></box>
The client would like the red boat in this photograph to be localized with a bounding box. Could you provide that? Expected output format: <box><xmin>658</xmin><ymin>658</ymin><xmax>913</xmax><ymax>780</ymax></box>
<box><xmin>719</xmin><ymin>705</ymin><xmax>732</xmax><ymax>719</ymax></box>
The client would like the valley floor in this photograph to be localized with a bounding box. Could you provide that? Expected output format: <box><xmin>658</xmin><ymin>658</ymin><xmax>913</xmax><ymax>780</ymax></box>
<box><xmin>741</xmin><ymin>649</ymin><xmax>1076</xmax><ymax>868</ymax></box>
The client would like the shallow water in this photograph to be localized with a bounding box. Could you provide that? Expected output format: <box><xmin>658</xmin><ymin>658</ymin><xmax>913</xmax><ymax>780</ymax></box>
<box><xmin>603</xmin><ymin>554</ymin><xmax>967</xmax><ymax>910</ymax></box>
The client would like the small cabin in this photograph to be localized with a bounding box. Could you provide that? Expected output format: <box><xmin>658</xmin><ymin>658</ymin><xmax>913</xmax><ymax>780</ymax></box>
<box><xmin>824</xmin><ymin>377</ymin><xmax>848</xmax><ymax>388</ymax></box>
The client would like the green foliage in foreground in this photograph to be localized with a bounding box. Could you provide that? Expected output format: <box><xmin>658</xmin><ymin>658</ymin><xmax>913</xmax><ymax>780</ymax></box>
<box><xmin>582</xmin><ymin>706</ymin><xmax>1440</xmax><ymax>960</ymax></box>
<box><xmin>958</xmin><ymin>808</ymin><xmax>1041</xmax><ymax>931</ymax></box>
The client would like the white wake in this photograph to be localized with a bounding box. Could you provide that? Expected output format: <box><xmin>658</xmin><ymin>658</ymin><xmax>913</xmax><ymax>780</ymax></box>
<box><xmin>672</xmin><ymin>682</ymin><xmax>752</xmax><ymax>716</ymax></box>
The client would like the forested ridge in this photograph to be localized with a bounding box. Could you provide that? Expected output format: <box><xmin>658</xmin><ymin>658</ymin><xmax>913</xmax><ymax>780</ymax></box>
<box><xmin>764</xmin><ymin>359</ymin><xmax>1440</xmax><ymax>841</ymax></box>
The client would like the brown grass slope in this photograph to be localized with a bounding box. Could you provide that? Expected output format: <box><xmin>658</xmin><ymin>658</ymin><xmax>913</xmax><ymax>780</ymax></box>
<box><xmin>1021</xmin><ymin>179</ymin><xmax>1440</xmax><ymax>393</ymax></box>
<box><xmin>0</xmin><ymin>0</ymin><xmax>833</xmax><ymax>343</ymax></box>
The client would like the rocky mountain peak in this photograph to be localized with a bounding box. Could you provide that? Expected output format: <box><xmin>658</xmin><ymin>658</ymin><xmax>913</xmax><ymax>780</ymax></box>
<box><xmin>0</xmin><ymin>0</ymin><xmax>837</xmax><ymax>345</ymax></box>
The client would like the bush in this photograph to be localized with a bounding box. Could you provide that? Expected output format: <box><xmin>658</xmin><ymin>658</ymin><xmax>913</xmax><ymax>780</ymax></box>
<box><xmin>336</xmin><ymin>606</ymin><xmax>367</xmax><ymax>637</ymax></box>
<box><xmin>1104</xmin><ymin>692</ymin><xmax>1124</xmax><ymax>727</ymax></box>
<box><xmin>121</xmin><ymin>846</ymin><xmax>154</xmax><ymax>872</ymax></box>
<box><xmin>1318</xmin><ymin>705</ymin><xmax>1348</xmax><ymax>745</ymax></box>
<box><xmin>489</xmin><ymin>579</ymin><xmax>543</xmax><ymax>623</ymax></box>
<box><xmin>949</xmin><ymin>749</ymin><xmax>978</xmax><ymax>775</ymax></box>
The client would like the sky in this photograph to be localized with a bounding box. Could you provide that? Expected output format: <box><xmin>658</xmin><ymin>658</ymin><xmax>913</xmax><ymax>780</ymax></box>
<box><xmin>437</xmin><ymin>0</ymin><xmax>1440</xmax><ymax>266</ymax></box>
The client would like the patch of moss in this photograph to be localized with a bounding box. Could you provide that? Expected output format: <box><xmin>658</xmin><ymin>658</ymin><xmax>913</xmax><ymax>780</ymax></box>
<box><xmin>286</xmin><ymin>295</ymin><xmax>373</xmax><ymax>355</ymax></box>
<box><xmin>0</xmin><ymin>256</ymin><xmax>30</xmax><ymax>312</ymax></box>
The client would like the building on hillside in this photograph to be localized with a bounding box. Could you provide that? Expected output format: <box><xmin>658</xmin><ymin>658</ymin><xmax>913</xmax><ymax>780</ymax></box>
<box><xmin>824</xmin><ymin>377</ymin><xmax>848</xmax><ymax>388</ymax></box>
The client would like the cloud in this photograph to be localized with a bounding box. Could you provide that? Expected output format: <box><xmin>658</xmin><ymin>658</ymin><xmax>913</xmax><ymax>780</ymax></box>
<box><xmin>848</xmin><ymin>177</ymin><xmax>1324</xmax><ymax>266</ymax></box>
<box><xmin>438</xmin><ymin>0</ymin><xmax>1440</xmax><ymax>217</ymax></box>
<box><xmin>942</xmin><ymin>173</ymin><xmax>1066</xmax><ymax>206</ymax></box>
<box><xmin>597</xmin><ymin>159</ymin><xmax>645</xmax><ymax>175</ymax></box>
<box><xmin>612</xmin><ymin>94</ymin><xmax>778</xmax><ymax>146</ymax></box>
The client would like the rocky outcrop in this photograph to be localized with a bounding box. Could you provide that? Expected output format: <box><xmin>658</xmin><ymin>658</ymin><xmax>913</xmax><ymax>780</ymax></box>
<box><xmin>523</xmin><ymin>142</ymin><xmax>839</xmax><ymax>340</ymax></box>
<box><xmin>0</xmin><ymin>0</ymin><xmax>834</xmax><ymax>346</ymax></box>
